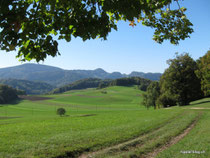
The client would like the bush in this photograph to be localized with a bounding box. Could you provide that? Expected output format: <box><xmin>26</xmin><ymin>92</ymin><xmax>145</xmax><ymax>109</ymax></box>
<box><xmin>56</xmin><ymin>108</ymin><xmax>66</xmax><ymax>116</ymax></box>
<box><xmin>156</xmin><ymin>94</ymin><xmax>177</xmax><ymax>108</ymax></box>
<box><xmin>138</xmin><ymin>83</ymin><xmax>149</xmax><ymax>91</ymax></box>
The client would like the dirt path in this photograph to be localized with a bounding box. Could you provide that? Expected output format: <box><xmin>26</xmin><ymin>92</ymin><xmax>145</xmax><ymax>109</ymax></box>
<box><xmin>189</xmin><ymin>107</ymin><xmax>210</xmax><ymax>110</ymax></box>
<box><xmin>144</xmin><ymin>118</ymin><xmax>198</xmax><ymax>158</ymax></box>
<box><xmin>78</xmin><ymin>112</ymin><xmax>201</xmax><ymax>158</ymax></box>
<box><xmin>79</xmin><ymin>129</ymin><xmax>159</xmax><ymax>158</ymax></box>
<box><xmin>78</xmin><ymin>112</ymin><xmax>190</xmax><ymax>158</ymax></box>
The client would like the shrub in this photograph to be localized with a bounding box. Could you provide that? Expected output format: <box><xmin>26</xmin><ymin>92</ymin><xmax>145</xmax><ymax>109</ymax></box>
<box><xmin>156</xmin><ymin>94</ymin><xmax>177</xmax><ymax>108</ymax></box>
<box><xmin>56</xmin><ymin>108</ymin><xmax>66</xmax><ymax>116</ymax></box>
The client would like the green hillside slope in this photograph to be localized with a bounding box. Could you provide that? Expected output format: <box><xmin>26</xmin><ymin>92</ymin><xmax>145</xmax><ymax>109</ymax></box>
<box><xmin>0</xmin><ymin>86</ymin><xmax>209</xmax><ymax>158</ymax></box>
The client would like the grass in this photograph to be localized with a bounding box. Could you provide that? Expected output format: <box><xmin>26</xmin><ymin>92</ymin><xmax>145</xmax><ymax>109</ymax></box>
<box><xmin>0</xmin><ymin>86</ymin><xmax>209</xmax><ymax>158</ymax></box>
<box><xmin>81</xmin><ymin>110</ymin><xmax>199</xmax><ymax>158</ymax></box>
<box><xmin>156</xmin><ymin>98</ymin><xmax>210</xmax><ymax>158</ymax></box>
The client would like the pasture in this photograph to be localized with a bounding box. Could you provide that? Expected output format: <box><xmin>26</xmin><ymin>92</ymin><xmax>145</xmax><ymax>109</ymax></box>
<box><xmin>0</xmin><ymin>86</ymin><xmax>209</xmax><ymax>158</ymax></box>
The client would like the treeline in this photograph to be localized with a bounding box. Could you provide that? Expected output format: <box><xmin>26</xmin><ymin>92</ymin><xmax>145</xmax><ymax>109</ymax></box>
<box><xmin>0</xmin><ymin>79</ymin><xmax>54</xmax><ymax>94</ymax></box>
<box><xmin>50</xmin><ymin>78</ymin><xmax>108</xmax><ymax>94</ymax></box>
<box><xmin>51</xmin><ymin>77</ymin><xmax>152</xmax><ymax>94</ymax></box>
<box><xmin>0</xmin><ymin>84</ymin><xmax>24</xmax><ymax>104</ymax></box>
<box><xmin>143</xmin><ymin>51</ymin><xmax>210</xmax><ymax>109</ymax></box>
<box><xmin>100</xmin><ymin>77</ymin><xmax>151</xmax><ymax>91</ymax></box>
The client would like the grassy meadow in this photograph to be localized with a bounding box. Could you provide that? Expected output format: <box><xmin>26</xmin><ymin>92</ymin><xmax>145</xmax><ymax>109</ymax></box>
<box><xmin>0</xmin><ymin>86</ymin><xmax>209</xmax><ymax>158</ymax></box>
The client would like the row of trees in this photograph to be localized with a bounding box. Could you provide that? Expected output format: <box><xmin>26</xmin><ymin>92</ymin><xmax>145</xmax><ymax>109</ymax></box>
<box><xmin>99</xmin><ymin>77</ymin><xmax>152</xmax><ymax>91</ymax></box>
<box><xmin>51</xmin><ymin>77</ymin><xmax>151</xmax><ymax>94</ymax></box>
<box><xmin>143</xmin><ymin>51</ymin><xmax>209</xmax><ymax>109</ymax></box>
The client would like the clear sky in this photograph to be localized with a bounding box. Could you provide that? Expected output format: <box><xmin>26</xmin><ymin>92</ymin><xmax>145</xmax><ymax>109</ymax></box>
<box><xmin>0</xmin><ymin>0</ymin><xmax>209</xmax><ymax>74</ymax></box>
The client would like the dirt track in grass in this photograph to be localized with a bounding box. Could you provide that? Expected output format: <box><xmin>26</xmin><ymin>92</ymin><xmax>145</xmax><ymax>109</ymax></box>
<box><xmin>78</xmin><ymin>112</ymin><xmax>201</xmax><ymax>158</ymax></box>
<box><xmin>144</xmin><ymin>115</ymin><xmax>200</xmax><ymax>158</ymax></box>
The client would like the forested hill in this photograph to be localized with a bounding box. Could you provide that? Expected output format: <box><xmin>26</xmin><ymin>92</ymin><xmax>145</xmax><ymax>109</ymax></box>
<box><xmin>0</xmin><ymin>64</ymin><xmax>161</xmax><ymax>87</ymax></box>
<box><xmin>50</xmin><ymin>78</ymin><xmax>110</xmax><ymax>94</ymax></box>
<box><xmin>50</xmin><ymin>77</ymin><xmax>151</xmax><ymax>94</ymax></box>
<box><xmin>0</xmin><ymin>79</ymin><xmax>54</xmax><ymax>95</ymax></box>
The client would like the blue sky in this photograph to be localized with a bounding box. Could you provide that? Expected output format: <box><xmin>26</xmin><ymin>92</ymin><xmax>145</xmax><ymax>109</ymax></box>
<box><xmin>0</xmin><ymin>0</ymin><xmax>209</xmax><ymax>74</ymax></box>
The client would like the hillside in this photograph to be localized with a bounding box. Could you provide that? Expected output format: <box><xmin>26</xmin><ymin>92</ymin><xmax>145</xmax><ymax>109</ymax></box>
<box><xmin>51</xmin><ymin>78</ymin><xmax>108</xmax><ymax>94</ymax></box>
<box><xmin>50</xmin><ymin>77</ymin><xmax>151</xmax><ymax>94</ymax></box>
<box><xmin>0</xmin><ymin>64</ymin><xmax>161</xmax><ymax>87</ymax></box>
<box><xmin>0</xmin><ymin>79</ymin><xmax>54</xmax><ymax>94</ymax></box>
<box><xmin>1</xmin><ymin>86</ymin><xmax>209</xmax><ymax>158</ymax></box>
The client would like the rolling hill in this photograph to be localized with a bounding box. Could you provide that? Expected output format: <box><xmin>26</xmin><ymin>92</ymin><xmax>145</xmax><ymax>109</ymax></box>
<box><xmin>0</xmin><ymin>86</ymin><xmax>209</xmax><ymax>158</ymax></box>
<box><xmin>0</xmin><ymin>63</ymin><xmax>161</xmax><ymax>87</ymax></box>
<box><xmin>0</xmin><ymin>79</ymin><xmax>54</xmax><ymax>94</ymax></box>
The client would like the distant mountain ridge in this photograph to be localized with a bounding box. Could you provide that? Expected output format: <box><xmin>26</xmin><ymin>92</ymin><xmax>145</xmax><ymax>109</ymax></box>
<box><xmin>0</xmin><ymin>63</ymin><xmax>161</xmax><ymax>87</ymax></box>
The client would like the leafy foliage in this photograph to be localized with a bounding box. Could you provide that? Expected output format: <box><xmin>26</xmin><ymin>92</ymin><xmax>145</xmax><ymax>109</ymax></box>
<box><xmin>142</xmin><ymin>81</ymin><xmax>160</xmax><ymax>109</ymax></box>
<box><xmin>156</xmin><ymin>92</ymin><xmax>176</xmax><ymax>107</ymax></box>
<box><xmin>159</xmin><ymin>53</ymin><xmax>203</xmax><ymax>106</ymax></box>
<box><xmin>195</xmin><ymin>50</ymin><xmax>210</xmax><ymax>97</ymax></box>
<box><xmin>0</xmin><ymin>0</ymin><xmax>193</xmax><ymax>61</ymax></box>
<box><xmin>56</xmin><ymin>108</ymin><xmax>66</xmax><ymax>116</ymax></box>
<box><xmin>0</xmin><ymin>84</ymin><xmax>19</xmax><ymax>104</ymax></box>
<box><xmin>0</xmin><ymin>79</ymin><xmax>54</xmax><ymax>94</ymax></box>
<box><xmin>127</xmin><ymin>71</ymin><xmax>162</xmax><ymax>81</ymax></box>
<box><xmin>109</xmin><ymin>77</ymin><xmax>151</xmax><ymax>89</ymax></box>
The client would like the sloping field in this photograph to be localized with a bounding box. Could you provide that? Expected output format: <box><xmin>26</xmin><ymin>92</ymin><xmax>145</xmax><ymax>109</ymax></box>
<box><xmin>0</xmin><ymin>86</ymin><xmax>209</xmax><ymax>158</ymax></box>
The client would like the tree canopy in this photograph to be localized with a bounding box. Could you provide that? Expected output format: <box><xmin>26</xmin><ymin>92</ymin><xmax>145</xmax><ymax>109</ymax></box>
<box><xmin>142</xmin><ymin>81</ymin><xmax>160</xmax><ymax>109</ymax></box>
<box><xmin>159</xmin><ymin>53</ymin><xmax>203</xmax><ymax>106</ymax></box>
<box><xmin>0</xmin><ymin>84</ymin><xmax>19</xmax><ymax>104</ymax></box>
<box><xmin>0</xmin><ymin>0</ymin><xmax>193</xmax><ymax>61</ymax></box>
<box><xmin>56</xmin><ymin>108</ymin><xmax>66</xmax><ymax>116</ymax></box>
<box><xmin>195</xmin><ymin>50</ymin><xmax>210</xmax><ymax>97</ymax></box>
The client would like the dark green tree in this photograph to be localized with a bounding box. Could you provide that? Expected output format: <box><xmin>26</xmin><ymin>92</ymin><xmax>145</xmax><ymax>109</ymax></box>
<box><xmin>0</xmin><ymin>0</ymin><xmax>193</xmax><ymax>61</ymax></box>
<box><xmin>195</xmin><ymin>50</ymin><xmax>210</xmax><ymax>97</ymax></box>
<box><xmin>159</xmin><ymin>53</ymin><xmax>203</xmax><ymax>106</ymax></box>
<box><xmin>142</xmin><ymin>81</ymin><xmax>160</xmax><ymax>109</ymax></box>
<box><xmin>0</xmin><ymin>84</ymin><xmax>18</xmax><ymax>104</ymax></box>
<box><xmin>138</xmin><ymin>82</ymin><xmax>150</xmax><ymax>91</ymax></box>
<box><xmin>156</xmin><ymin>92</ymin><xmax>176</xmax><ymax>107</ymax></box>
<box><xmin>56</xmin><ymin>108</ymin><xmax>66</xmax><ymax>116</ymax></box>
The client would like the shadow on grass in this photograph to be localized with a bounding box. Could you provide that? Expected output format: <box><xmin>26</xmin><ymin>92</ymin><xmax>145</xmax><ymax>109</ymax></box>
<box><xmin>58</xmin><ymin>114</ymin><xmax>97</xmax><ymax>117</ymax></box>
<box><xmin>0</xmin><ymin>116</ymin><xmax>22</xmax><ymax>120</ymax></box>
<box><xmin>79</xmin><ymin>114</ymin><xmax>97</xmax><ymax>117</ymax></box>
<box><xmin>0</xmin><ymin>98</ymin><xmax>22</xmax><ymax>107</ymax></box>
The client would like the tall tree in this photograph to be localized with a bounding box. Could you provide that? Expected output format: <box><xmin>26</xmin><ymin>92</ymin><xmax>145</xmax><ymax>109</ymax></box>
<box><xmin>142</xmin><ymin>81</ymin><xmax>160</xmax><ymax>109</ymax></box>
<box><xmin>0</xmin><ymin>0</ymin><xmax>193</xmax><ymax>61</ymax></box>
<box><xmin>195</xmin><ymin>50</ymin><xmax>210</xmax><ymax>97</ymax></box>
<box><xmin>159</xmin><ymin>53</ymin><xmax>203</xmax><ymax>106</ymax></box>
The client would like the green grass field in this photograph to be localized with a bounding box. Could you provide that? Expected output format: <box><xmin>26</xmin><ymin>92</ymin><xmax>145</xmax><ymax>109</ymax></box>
<box><xmin>0</xmin><ymin>86</ymin><xmax>209</xmax><ymax>158</ymax></box>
